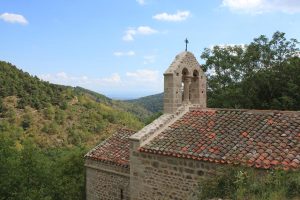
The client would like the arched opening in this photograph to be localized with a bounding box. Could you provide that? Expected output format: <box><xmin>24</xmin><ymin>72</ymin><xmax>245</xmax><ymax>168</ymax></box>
<box><xmin>181</xmin><ymin>68</ymin><xmax>191</xmax><ymax>103</ymax></box>
<box><xmin>182</xmin><ymin>68</ymin><xmax>189</xmax><ymax>76</ymax></box>
<box><xmin>190</xmin><ymin>69</ymin><xmax>202</xmax><ymax>104</ymax></box>
<box><xmin>193</xmin><ymin>70</ymin><xmax>199</xmax><ymax>82</ymax></box>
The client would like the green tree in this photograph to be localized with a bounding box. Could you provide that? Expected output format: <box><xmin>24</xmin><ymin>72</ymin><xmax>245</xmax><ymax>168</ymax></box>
<box><xmin>201</xmin><ymin>31</ymin><xmax>300</xmax><ymax>110</ymax></box>
<box><xmin>0</xmin><ymin>133</ymin><xmax>20</xmax><ymax>200</ymax></box>
<box><xmin>43</xmin><ymin>104</ymin><xmax>55</xmax><ymax>120</ymax></box>
<box><xmin>4</xmin><ymin>107</ymin><xmax>17</xmax><ymax>123</ymax></box>
<box><xmin>22</xmin><ymin>113</ymin><xmax>33</xmax><ymax>130</ymax></box>
<box><xmin>0</xmin><ymin>98</ymin><xmax>3</xmax><ymax>113</ymax></box>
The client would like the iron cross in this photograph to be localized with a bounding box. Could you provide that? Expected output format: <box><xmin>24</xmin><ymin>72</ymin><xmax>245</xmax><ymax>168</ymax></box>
<box><xmin>185</xmin><ymin>38</ymin><xmax>189</xmax><ymax>51</ymax></box>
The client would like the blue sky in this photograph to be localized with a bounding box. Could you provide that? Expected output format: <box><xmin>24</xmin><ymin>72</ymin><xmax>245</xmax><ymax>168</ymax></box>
<box><xmin>1</xmin><ymin>0</ymin><xmax>300</xmax><ymax>99</ymax></box>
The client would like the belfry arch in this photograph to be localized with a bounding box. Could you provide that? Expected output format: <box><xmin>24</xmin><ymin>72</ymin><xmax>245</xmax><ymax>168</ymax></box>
<box><xmin>181</xmin><ymin>68</ymin><xmax>190</xmax><ymax>103</ymax></box>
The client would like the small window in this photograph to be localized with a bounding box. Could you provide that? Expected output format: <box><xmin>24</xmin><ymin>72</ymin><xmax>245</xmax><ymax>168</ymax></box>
<box><xmin>120</xmin><ymin>189</ymin><xmax>124</xmax><ymax>200</ymax></box>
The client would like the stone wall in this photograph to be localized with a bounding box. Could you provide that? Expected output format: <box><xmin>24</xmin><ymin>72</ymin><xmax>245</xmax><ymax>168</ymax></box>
<box><xmin>130</xmin><ymin>145</ymin><xmax>217</xmax><ymax>200</ymax></box>
<box><xmin>85</xmin><ymin>159</ymin><xmax>130</xmax><ymax>200</ymax></box>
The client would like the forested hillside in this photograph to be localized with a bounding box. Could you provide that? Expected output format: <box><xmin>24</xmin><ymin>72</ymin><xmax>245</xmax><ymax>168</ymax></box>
<box><xmin>0</xmin><ymin>62</ymin><xmax>72</xmax><ymax>110</ymax></box>
<box><xmin>0</xmin><ymin>61</ymin><xmax>144</xmax><ymax>147</ymax></box>
<box><xmin>0</xmin><ymin>61</ymin><xmax>144</xmax><ymax>199</ymax></box>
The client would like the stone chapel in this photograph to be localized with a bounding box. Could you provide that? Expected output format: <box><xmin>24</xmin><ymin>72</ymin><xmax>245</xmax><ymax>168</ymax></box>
<box><xmin>85</xmin><ymin>51</ymin><xmax>300</xmax><ymax>200</ymax></box>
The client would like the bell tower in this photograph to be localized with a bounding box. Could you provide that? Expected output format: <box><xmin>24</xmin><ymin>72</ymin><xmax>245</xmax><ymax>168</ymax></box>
<box><xmin>163</xmin><ymin>51</ymin><xmax>206</xmax><ymax>114</ymax></box>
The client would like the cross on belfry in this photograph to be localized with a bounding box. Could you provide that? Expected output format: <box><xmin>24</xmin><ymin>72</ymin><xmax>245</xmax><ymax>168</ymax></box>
<box><xmin>185</xmin><ymin>38</ymin><xmax>189</xmax><ymax>51</ymax></box>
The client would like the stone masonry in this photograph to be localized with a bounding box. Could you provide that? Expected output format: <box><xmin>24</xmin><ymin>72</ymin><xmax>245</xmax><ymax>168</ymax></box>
<box><xmin>130</xmin><ymin>150</ymin><xmax>218</xmax><ymax>200</ymax></box>
<box><xmin>85</xmin><ymin>159</ymin><xmax>130</xmax><ymax>200</ymax></box>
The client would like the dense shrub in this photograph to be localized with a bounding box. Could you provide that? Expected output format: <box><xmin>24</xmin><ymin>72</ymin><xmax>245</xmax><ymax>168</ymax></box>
<box><xmin>0</xmin><ymin>134</ymin><xmax>86</xmax><ymax>200</ymax></box>
<box><xmin>198</xmin><ymin>166</ymin><xmax>300</xmax><ymax>200</ymax></box>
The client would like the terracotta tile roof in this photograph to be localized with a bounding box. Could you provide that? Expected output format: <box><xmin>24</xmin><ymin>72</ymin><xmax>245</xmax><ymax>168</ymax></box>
<box><xmin>140</xmin><ymin>108</ymin><xmax>300</xmax><ymax>170</ymax></box>
<box><xmin>85</xmin><ymin>128</ymin><xmax>136</xmax><ymax>168</ymax></box>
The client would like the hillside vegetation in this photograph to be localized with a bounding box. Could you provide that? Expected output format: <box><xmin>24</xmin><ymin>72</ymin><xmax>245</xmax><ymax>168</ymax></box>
<box><xmin>199</xmin><ymin>166</ymin><xmax>300</xmax><ymax>200</ymax></box>
<box><xmin>0</xmin><ymin>61</ymin><xmax>144</xmax><ymax>199</ymax></box>
<box><xmin>0</xmin><ymin>62</ymin><xmax>72</xmax><ymax>110</ymax></box>
<box><xmin>0</xmin><ymin>61</ymin><xmax>144</xmax><ymax>148</ymax></box>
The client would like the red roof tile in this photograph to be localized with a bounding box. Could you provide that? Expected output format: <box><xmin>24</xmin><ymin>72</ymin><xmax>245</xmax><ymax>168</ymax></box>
<box><xmin>85</xmin><ymin>129</ymin><xmax>136</xmax><ymax>167</ymax></box>
<box><xmin>140</xmin><ymin>108</ymin><xmax>300</xmax><ymax>170</ymax></box>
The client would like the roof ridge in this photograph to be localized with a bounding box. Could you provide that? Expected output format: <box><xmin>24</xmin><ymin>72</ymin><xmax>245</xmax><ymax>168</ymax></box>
<box><xmin>117</xmin><ymin>127</ymin><xmax>137</xmax><ymax>133</ymax></box>
<box><xmin>189</xmin><ymin>107</ymin><xmax>300</xmax><ymax>115</ymax></box>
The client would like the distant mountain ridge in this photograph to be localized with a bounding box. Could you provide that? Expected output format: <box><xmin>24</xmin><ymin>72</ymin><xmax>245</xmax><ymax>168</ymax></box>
<box><xmin>74</xmin><ymin>86</ymin><xmax>164</xmax><ymax>115</ymax></box>
<box><xmin>127</xmin><ymin>93</ymin><xmax>163</xmax><ymax>113</ymax></box>
<box><xmin>73</xmin><ymin>86</ymin><xmax>154</xmax><ymax>122</ymax></box>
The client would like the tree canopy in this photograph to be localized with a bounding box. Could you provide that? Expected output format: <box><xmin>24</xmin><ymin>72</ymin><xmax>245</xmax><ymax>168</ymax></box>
<box><xmin>201</xmin><ymin>31</ymin><xmax>300</xmax><ymax>110</ymax></box>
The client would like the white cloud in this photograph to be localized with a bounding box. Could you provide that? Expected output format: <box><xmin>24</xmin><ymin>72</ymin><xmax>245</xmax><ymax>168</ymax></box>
<box><xmin>136</xmin><ymin>26</ymin><xmax>157</xmax><ymax>35</ymax></box>
<box><xmin>222</xmin><ymin>0</ymin><xmax>300</xmax><ymax>14</ymax></box>
<box><xmin>101</xmin><ymin>73</ymin><xmax>121</xmax><ymax>84</ymax></box>
<box><xmin>114</xmin><ymin>51</ymin><xmax>135</xmax><ymax>57</ymax></box>
<box><xmin>56</xmin><ymin>72</ymin><xmax>68</xmax><ymax>79</ymax></box>
<box><xmin>153</xmin><ymin>11</ymin><xmax>191</xmax><ymax>22</ymax></box>
<box><xmin>222</xmin><ymin>0</ymin><xmax>265</xmax><ymax>12</ymax></box>
<box><xmin>126</xmin><ymin>69</ymin><xmax>159</xmax><ymax>82</ymax></box>
<box><xmin>122</xmin><ymin>26</ymin><xmax>158</xmax><ymax>41</ymax></box>
<box><xmin>122</xmin><ymin>29</ymin><xmax>136</xmax><ymax>41</ymax></box>
<box><xmin>39</xmin><ymin>72</ymin><xmax>121</xmax><ymax>86</ymax></box>
<box><xmin>0</xmin><ymin>13</ymin><xmax>28</xmax><ymax>25</ymax></box>
<box><xmin>136</xmin><ymin>0</ymin><xmax>146</xmax><ymax>5</ymax></box>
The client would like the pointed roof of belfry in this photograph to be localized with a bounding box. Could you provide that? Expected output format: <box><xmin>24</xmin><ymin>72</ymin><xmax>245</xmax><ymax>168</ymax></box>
<box><xmin>164</xmin><ymin>51</ymin><xmax>203</xmax><ymax>75</ymax></box>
